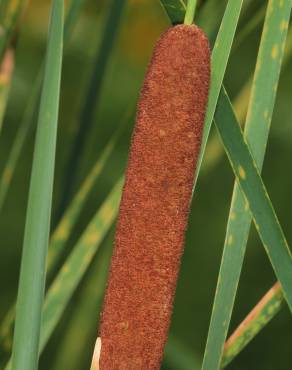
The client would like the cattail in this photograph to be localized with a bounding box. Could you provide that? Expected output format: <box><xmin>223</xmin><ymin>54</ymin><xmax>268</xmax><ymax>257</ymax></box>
<box><xmin>98</xmin><ymin>24</ymin><xmax>210</xmax><ymax>370</ymax></box>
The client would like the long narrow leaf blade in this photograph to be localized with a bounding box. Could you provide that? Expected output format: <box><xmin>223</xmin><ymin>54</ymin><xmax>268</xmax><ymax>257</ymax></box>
<box><xmin>40</xmin><ymin>177</ymin><xmax>123</xmax><ymax>354</ymax></box>
<box><xmin>58</xmin><ymin>0</ymin><xmax>126</xmax><ymax>217</ymax></box>
<box><xmin>222</xmin><ymin>282</ymin><xmax>284</xmax><ymax>367</ymax></box>
<box><xmin>0</xmin><ymin>112</ymin><xmax>128</xmax><ymax>356</ymax></box>
<box><xmin>215</xmin><ymin>88</ymin><xmax>292</xmax><ymax>311</ymax></box>
<box><xmin>10</xmin><ymin>1</ymin><xmax>64</xmax><ymax>370</ymax></box>
<box><xmin>159</xmin><ymin>0</ymin><xmax>186</xmax><ymax>25</ymax></box>
<box><xmin>47</xmin><ymin>116</ymin><xmax>127</xmax><ymax>275</ymax></box>
<box><xmin>201</xmin><ymin>2</ymin><xmax>292</xmax><ymax>369</ymax></box>
<box><xmin>0</xmin><ymin>0</ymin><xmax>27</xmax><ymax>60</ymax></box>
<box><xmin>0</xmin><ymin>49</ymin><xmax>14</xmax><ymax>133</ymax></box>
<box><xmin>50</xmin><ymin>234</ymin><xmax>113</xmax><ymax>370</ymax></box>
<box><xmin>0</xmin><ymin>0</ymin><xmax>87</xmax><ymax>213</ymax></box>
<box><xmin>195</xmin><ymin>0</ymin><xmax>243</xmax><ymax>183</ymax></box>
<box><xmin>4</xmin><ymin>178</ymin><xmax>122</xmax><ymax>370</ymax></box>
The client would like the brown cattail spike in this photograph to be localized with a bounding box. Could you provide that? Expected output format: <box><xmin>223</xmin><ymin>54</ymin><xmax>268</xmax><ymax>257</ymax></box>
<box><xmin>99</xmin><ymin>24</ymin><xmax>210</xmax><ymax>370</ymax></box>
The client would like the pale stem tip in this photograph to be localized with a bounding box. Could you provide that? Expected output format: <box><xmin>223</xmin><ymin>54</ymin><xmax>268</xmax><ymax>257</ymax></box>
<box><xmin>90</xmin><ymin>337</ymin><xmax>102</xmax><ymax>370</ymax></box>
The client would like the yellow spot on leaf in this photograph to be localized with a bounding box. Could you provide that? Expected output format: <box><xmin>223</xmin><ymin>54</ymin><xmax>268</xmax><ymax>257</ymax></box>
<box><xmin>238</xmin><ymin>165</ymin><xmax>246</xmax><ymax>180</ymax></box>
<box><xmin>100</xmin><ymin>203</ymin><xmax>115</xmax><ymax>224</ymax></box>
<box><xmin>63</xmin><ymin>264</ymin><xmax>69</xmax><ymax>274</ymax></box>
<box><xmin>85</xmin><ymin>230</ymin><xmax>101</xmax><ymax>246</ymax></box>
<box><xmin>2</xmin><ymin>166</ymin><xmax>12</xmax><ymax>184</ymax></box>
<box><xmin>228</xmin><ymin>235</ymin><xmax>233</xmax><ymax>246</ymax></box>
<box><xmin>280</xmin><ymin>20</ymin><xmax>288</xmax><ymax>30</ymax></box>
<box><xmin>244</xmin><ymin>199</ymin><xmax>250</xmax><ymax>211</ymax></box>
<box><xmin>230</xmin><ymin>212</ymin><xmax>236</xmax><ymax>220</ymax></box>
<box><xmin>271</xmin><ymin>45</ymin><xmax>279</xmax><ymax>59</ymax></box>
<box><xmin>53</xmin><ymin>220</ymin><xmax>69</xmax><ymax>241</ymax></box>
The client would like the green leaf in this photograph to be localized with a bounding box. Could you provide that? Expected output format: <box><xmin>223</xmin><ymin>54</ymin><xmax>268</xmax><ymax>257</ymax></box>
<box><xmin>0</xmin><ymin>49</ymin><xmax>14</xmax><ymax>133</ymax></box>
<box><xmin>46</xmin><ymin>113</ymin><xmax>128</xmax><ymax>276</ymax></box>
<box><xmin>49</xmin><ymin>231</ymin><xmax>114</xmax><ymax>370</ymax></box>
<box><xmin>215</xmin><ymin>87</ymin><xmax>292</xmax><ymax>312</ymax></box>
<box><xmin>63</xmin><ymin>0</ymin><xmax>87</xmax><ymax>43</ymax></box>
<box><xmin>0</xmin><ymin>109</ymin><xmax>129</xmax><ymax>358</ymax></box>
<box><xmin>40</xmin><ymin>178</ymin><xmax>123</xmax><ymax>355</ymax></box>
<box><xmin>0</xmin><ymin>0</ymin><xmax>27</xmax><ymax>60</ymax></box>
<box><xmin>159</xmin><ymin>0</ymin><xmax>186</xmax><ymax>24</ymax></box>
<box><xmin>201</xmin><ymin>2</ymin><xmax>292</xmax><ymax>369</ymax></box>
<box><xmin>5</xmin><ymin>177</ymin><xmax>123</xmax><ymax>370</ymax></box>
<box><xmin>233</xmin><ymin>4</ymin><xmax>266</xmax><ymax>51</ymax></box>
<box><xmin>184</xmin><ymin>0</ymin><xmax>198</xmax><ymax>25</ymax></box>
<box><xmin>195</xmin><ymin>0</ymin><xmax>244</xmax><ymax>183</ymax></box>
<box><xmin>10</xmin><ymin>1</ymin><xmax>64</xmax><ymax>370</ymax></box>
<box><xmin>58</xmin><ymin>0</ymin><xmax>127</xmax><ymax>218</ymax></box>
<box><xmin>222</xmin><ymin>282</ymin><xmax>284</xmax><ymax>367</ymax></box>
<box><xmin>0</xmin><ymin>0</ymin><xmax>88</xmax><ymax>213</ymax></box>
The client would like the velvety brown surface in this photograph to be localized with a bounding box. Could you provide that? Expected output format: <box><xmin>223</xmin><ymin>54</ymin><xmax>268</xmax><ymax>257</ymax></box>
<box><xmin>99</xmin><ymin>24</ymin><xmax>210</xmax><ymax>370</ymax></box>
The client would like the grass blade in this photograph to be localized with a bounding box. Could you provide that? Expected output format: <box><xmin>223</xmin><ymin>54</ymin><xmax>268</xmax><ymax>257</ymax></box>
<box><xmin>63</xmin><ymin>0</ymin><xmax>87</xmax><ymax>43</ymax></box>
<box><xmin>159</xmin><ymin>0</ymin><xmax>186</xmax><ymax>25</ymax></box>
<box><xmin>0</xmin><ymin>108</ymin><xmax>130</xmax><ymax>358</ymax></box>
<box><xmin>57</xmin><ymin>0</ymin><xmax>126</xmax><ymax>218</ymax></box>
<box><xmin>203</xmin><ymin>26</ymin><xmax>292</xmax><ymax>174</ymax></box>
<box><xmin>184</xmin><ymin>0</ymin><xmax>197</xmax><ymax>25</ymax></box>
<box><xmin>50</xmin><ymin>233</ymin><xmax>113</xmax><ymax>370</ymax></box>
<box><xmin>233</xmin><ymin>4</ymin><xmax>266</xmax><ymax>51</ymax></box>
<box><xmin>215</xmin><ymin>87</ymin><xmax>292</xmax><ymax>311</ymax></box>
<box><xmin>0</xmin><ymin>0</ymin><xmax>87</xmax><ymax>213</ymax></box>
<box><xmin>195</xmin><ymin>0</ymin><xmax>243</xmax><ymax>183</ymax></box>
<box><xmin>5</xmin><ymin>178</ymin><xmax>123</xmax><ymax>370</ymax></box>
<box><xmin>201</xmin><ymin>2</ymin><xmax>292</xmax><ymax>369</ymax></box>
<box><xmin>10</xmin><ymin>1</ymin><xmax>64</xmax><ymax>369</ymax></box>
<box><xmin>222</xmin><ymin>282</ymin><xmax>284</xmax><ymax>367</ymax></box>
<box><xmin>47</xmin><ymin>114</ymin><xmax>128</xmax><ymax>276</ymax></box>
<box><xmin>0</xmin><ymin>75</ymin><xmax>40</xmax><ymax>212</ymax></box>
<box><xmin>0</xmin><ymin>49</ymin><xmax>14</xmax><ymax>133</ymax></box>
<box><xmin>40</xmin><ymin>178</ymin><xmax>122</xmax><ymax>355</ymax></box>
<box><xmin>0</xmin><ymin>0</ymin><xmax>27</xmax><ymax>60</ymax></box>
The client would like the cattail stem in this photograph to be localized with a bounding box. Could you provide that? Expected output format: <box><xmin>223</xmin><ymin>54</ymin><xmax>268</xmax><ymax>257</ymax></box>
<box><xmin>184</xmin><ymin>0</ymin><xmax>198</xmax><ymax>25</ymax></box>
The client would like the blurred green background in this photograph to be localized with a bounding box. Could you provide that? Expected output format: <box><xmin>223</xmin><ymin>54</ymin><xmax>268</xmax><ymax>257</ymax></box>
<box><xmin>0</xmin><ymin>0</ymin><xmax>292</xmax><ymax>369</ymax></box>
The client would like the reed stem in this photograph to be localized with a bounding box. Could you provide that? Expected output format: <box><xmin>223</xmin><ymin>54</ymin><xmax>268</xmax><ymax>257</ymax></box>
<box><xmin>184</xmin><ymin>0</ymin><xmax>197</xmax><ymax>25</ymax></box>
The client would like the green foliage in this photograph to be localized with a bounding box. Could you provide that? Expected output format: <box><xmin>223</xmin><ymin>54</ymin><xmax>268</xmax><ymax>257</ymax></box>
<box><xmin>0</xmin><ymin>0</ymin><xmax>92</xmax><ymax>213</ymax></box>
<box><xmin>202</xmin><ymin>2</ymin><xmax>292</xmax><ymax>369</ymax></box>
<box><xmin>160</xmin><ymin>0</ymin><xmax>186</xmax><ymax>24</ymax></box>
<box><xmin>0</xmin><ymin>111</ymin><xmax>128</xmax><ymax>356</ymax></box>
<box><xmin>162</xmin><ymin>1</ymin><xmax>292</xmax><ymax>369</ymax></box>
<box><xmin>0</xmin><ymin>0</ymin><xmax>291</xmax><ymax>369</ymax></box>
<box><xmin>0</xmin><ymin>0</ymin><xmax>27</xmax><ymax>60</ymax></box>
<box><xmin>0</xmin><ymin>49</ymin><xmax>13</xmax><ymax>133</ymax></box>
<box><xmin>222</xmin><ymin>282</ymin><xmax>284</xmax><ymax>367</ymax></box>
<box><xmin>195</xmin><ymin>0</ymin><xmax>244</xmax><ymax>183</ymax></box>
<box><xmin>10</xmin><ymin>1</ymin><xmax>64</xmax><ymax>369</ymax></box>
<box><xmin>215</xmin><ymin>87</ymin><xmax>292</xmax><ymax>313</ymax></box>
<box><xmin>58</xmin><ymin>0</ymin><xmax>127</xmax><ymax>217</ymax></box>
